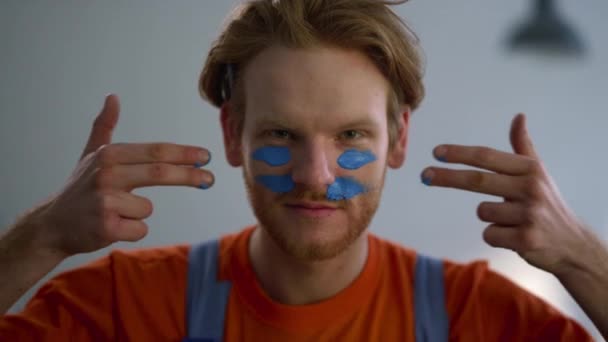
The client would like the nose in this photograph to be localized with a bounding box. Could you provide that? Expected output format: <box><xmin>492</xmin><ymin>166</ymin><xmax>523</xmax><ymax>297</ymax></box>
<box><xmin>290</xmin><ymin>141</ymin><xmax>335</xmax><ymax>190</ymax></box>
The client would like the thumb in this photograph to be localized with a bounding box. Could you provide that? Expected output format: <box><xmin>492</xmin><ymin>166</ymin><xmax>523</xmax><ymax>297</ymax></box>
<box><xmin>80</xmin><ymin>94</ymin><xmax>120</xmax><ymax>160</ymax></box>
<box><xmin>509</xmin><ymin>113</ymin><xmax>539</xmax><ymax>159</ymax></box>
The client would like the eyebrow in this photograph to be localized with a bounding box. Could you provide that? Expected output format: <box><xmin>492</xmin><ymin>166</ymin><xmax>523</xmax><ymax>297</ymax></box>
<box><xmin>334</xmin><ymin>117</ymin><xmax>380</xmax><ymax>130</ymax></box>
<box><xmin>252</xmin><ymin>117</ymin><xmax>294</xmax><ymax>129</ymax></box>
<box><xmin>253</xmin><ymin>115</ymin><xmax>380</xmax><ymax>130</ymax></box>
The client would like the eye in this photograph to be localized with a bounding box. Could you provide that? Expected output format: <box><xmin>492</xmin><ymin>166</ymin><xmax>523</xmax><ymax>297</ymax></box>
<box><xmin>267</xmin><ymin>129</ymin><xmax>293</xmax><ymax>140</ymax></box>
<box><xmin>339</xmin><ymin>130</ymin><xmax>363</xmax><ymax>140</ymax></box>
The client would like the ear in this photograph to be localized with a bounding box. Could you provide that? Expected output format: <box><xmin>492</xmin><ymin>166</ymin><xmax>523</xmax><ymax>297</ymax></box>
<box><xmin>387</xmin><ymin>107</ymin><xmax>410</xmax><ymax>169</ymax></box>
<box><xmin>220</xmin><ymin>103</ymin><xmax>243</xmax><ymax>167</ymax></box>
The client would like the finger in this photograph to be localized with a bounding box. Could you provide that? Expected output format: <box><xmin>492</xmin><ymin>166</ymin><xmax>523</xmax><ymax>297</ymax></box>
<box><xmin>95</xmin><ymin>142</ymin><xmax>211</xmax><ymax>167</ymax></box>
<box><xmin>95</xmin><ymin>163</ymin><xmax>215</xmax><ymax>190</ymax></box>
<box><xmin>477</xmin><ymin>201</ymin><xmax>529</xmax><ymax>226</ymax></box>
<box><xmin>109</xmin><ymin>218</ymin><xmax>149</xmax><ymax>242</ymax></box>
<box><xmin>81</xmin><ymin>94</ymin><xmax>120</xmax><ymax>160</ymax></box>
<box><xmin>422</xmin><ymin>167</ymin><xmax>525</xmax><ymax>199</ymax></box>
<box><xmin>510</xmin><ymin>113</ymin><xmax>540</xmax><ymax>159</ymax></box>
<box><xmin>482</xmin><ymin>224</ymin><xmax>521</xmax><ymax>250</ymax></box>
<box><xmin>433</xmin><ymin>144</ymin><xmax>535</xmax><ymax>176</ymax></box>
<box><xmin>102</xmin><ymin>191</ymin><xmax>154</xmax><ymax>220</ymax></box>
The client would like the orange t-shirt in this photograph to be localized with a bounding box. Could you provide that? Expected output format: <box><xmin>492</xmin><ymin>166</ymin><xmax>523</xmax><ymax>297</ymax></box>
<box><xmin>0</xmin><ymin>226</ymin><xmax>592</xmax><ymax>341</ymax></box>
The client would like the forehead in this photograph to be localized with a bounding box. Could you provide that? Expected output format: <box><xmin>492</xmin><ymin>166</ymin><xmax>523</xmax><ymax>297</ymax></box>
<box><xmin>242</xmin><ymin>45</ymin><xmax>390</xmax><ymax>126</ymax></box>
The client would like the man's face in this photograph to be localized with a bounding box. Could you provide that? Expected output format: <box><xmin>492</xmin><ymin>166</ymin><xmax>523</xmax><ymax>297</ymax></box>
<box><xmin>231</xmin><ymin>45</ymin><xmax>400</xmax><ymax>261</ymax></box>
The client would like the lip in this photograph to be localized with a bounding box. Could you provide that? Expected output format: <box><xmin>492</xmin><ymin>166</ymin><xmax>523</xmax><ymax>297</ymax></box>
<box><xmin>285</xmin><ymin>201</ymin><xmax>338</xmax><ymax>209</ymax></box>
<box><xmin>285</xmin><ymin>202</ymin><xmax>338</xmax><ymax>218</ymax></box>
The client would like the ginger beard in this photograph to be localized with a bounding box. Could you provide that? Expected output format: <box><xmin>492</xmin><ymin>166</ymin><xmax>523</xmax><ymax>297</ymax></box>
<box><xmin>243</xmin><ymin>165</ymin><xmax>387</xmax><ymax>261</ymax></box>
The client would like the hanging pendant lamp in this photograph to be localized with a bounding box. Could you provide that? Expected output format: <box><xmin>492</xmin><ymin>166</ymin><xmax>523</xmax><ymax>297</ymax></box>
<box><xmin>507</xmin><ymin>0</ymin><xmax>585</xmax><ymax>57</ymax></box>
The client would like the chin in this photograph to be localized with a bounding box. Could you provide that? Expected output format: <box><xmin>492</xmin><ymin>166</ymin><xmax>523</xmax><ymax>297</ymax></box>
<box><xmin>268</xmin><ymin>220</ymin><xmax>360</xmax><ymax>261</ymax></box>
<box><xmin>253</xmin><ymin>198</ymin><xmax>375</xmax><ymax>261</ymax></box>
<box><xmin>281</xmin><ymin>209</ymin><xmax>350</xmax><ymax>245</ymax></box>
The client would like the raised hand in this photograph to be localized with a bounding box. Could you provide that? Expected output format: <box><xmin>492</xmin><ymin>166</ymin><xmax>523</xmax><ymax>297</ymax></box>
<box><xmin>0</xmin><ymin>94</ymin><xmax>214</xmax><ymax>314</ymax></box>
<box><xmin>31</xmin><ymin>94</ymin><xmax>214</xmax><ymax>257</ymax></box>
<box><xmin>421</xmin><ymin>113</ymin><xmax>600</xmax><ymax>276</ymax></box>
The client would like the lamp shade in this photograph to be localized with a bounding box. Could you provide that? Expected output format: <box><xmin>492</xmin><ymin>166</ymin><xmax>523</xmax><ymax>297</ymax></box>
<box><xmin>508</xmin><ymin>0</ymin><xmax>585</xmax><ymax>56</ymax></box>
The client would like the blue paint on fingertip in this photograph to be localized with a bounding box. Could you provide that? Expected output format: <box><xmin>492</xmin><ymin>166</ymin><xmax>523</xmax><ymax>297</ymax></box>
<box><xmin>421</xmin><ymin>177</ymin><xmax>432</xmax><ymax>186</ymax></box>
<box><xmin>199</xmin><ymin>183</ymin><xmax>210</xmax><ymax>190</ymax></box>
<box><xmin>195</xmin><ymin>152</ymin><xmax>212</xmax><ymax>168</ymax></box>
<box><xmin>326</xmin><ymin>177</ymin><xmax>367</xmax><ymax>201</ymax></box>
<box><xmin>337</xmin><ymin>149</ymin><xmax>376</xmax><ymax>170</ymax></box>
<box><xmin>436</xmin><ymin>155</ymin><xmax>447</xmax><ymax>162</ymax></box>
<box><xmin>256</xmin><ymin>174</ymin><xmax>295</xmax><ymax>193</ymax></box>
<box><xmin>253</xmin><ymin>146</ymin><xmax>291</xmax><ymax>167</ymax></box>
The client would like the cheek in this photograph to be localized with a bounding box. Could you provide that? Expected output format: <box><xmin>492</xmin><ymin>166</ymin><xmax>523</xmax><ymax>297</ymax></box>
<box><xmin>252</xmin><ymin>146</ymin><xmax>291</xmax><ymax>166</ymax></box>
<box><xmin>335</xmin><ymin>149</ymin><xmax>380</xmax><ymax>178</ymax></box>
<box><xmin>248</xmin><ymin>146</ymin><xmax>292</xmax><ymax>173</ymax></box>
<box><xmin>328</xmin><ymin>149</ymin><xmax>382</xmax><ymax>201</ymax></box>
<box><xmin>327</xmin><ymin>177</ymin><xmax>366</xmax><ymax>201</ymax></box>
<box><xmin>250</xmin><ymin>146</ymin><xmax>294</xmax><ymax>194</ymax></box>
<box><xmin>256</xmin><ymin>174</ymin><xmax>295</xmax><ymax>193</ymax></box>
<box><xmin>337</xmin><ymin>149</ymin><xmax>377</xmax><ymax>170</ymax></box>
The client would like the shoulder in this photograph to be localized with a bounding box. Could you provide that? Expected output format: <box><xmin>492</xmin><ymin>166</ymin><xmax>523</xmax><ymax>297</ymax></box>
<box><xmin>1</xmin><ymin>244</ymin><xmax>192</xmax><ymax>340</ymax></box>
<box><xmin>442</xmin><ymin>258</ymin><xmax>592</xmax><ymax>340</ymax></box>
<box><xmin>42</xmin><ymin>244</ymin><xmax>192</xmax><ymax>306</ymax></box>
<box><xmin>36</xmin><ymin>244</ymin><xmax>190</xmax><ymax>293</ymax></box>
<box><xmin>369</xmin><ymin>234</ymin><xmax>417</xmax><ymax>261</ymax></box>
<box><xmin>442</xmin><ymin>257</ymin><xmax>491</xmax><ymax>305</ymax></box>
<box><xmin>106</xmin><ymin>244</ymin><xmax>190</xmax><ymax>277</ymax></box>
<box><xmin>368</xmin><ymin>234</ymin><xmax>418</xmax><ymax>288</ymax></box>
<box><xmin>215</xmin><ymin>227</ymin><xmax>255</xmax><ymax>280</ymax></box>
<box><xmin>441</xmin><ymin>257</ymin><xmax>542</xmax><ymax>319</ymax></box>
<box><xmin>40</xmin><ymin>244</ymin><xmax>192</xmax><ymax>315</ymax></box>
<box><xmin>366</xmin><ymin>237</ymin><xmax>591</xmax><ymax>340</ymax></box>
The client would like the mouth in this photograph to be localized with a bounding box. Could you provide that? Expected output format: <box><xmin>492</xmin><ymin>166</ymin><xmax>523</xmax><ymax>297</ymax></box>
<box><xmin>284</xmin><ymin>201</ymin><xmax>339</xmax><ymax>218</ymax></box>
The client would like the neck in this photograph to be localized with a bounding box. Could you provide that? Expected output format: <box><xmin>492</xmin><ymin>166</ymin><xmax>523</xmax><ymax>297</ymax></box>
<box><xmin>249</xmin><ymin>226</ymin><xmax>369</xmax><ymax>305</ymax></box>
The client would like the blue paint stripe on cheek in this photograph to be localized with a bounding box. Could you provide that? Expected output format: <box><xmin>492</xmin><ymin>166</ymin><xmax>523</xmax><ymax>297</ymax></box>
<box><xmin>338</xmin><ymin>149</ymin><xmax>377</xmax><ymax>170</ymax></box>
<box><xmin>256</xmin><ymin>174</ymin><xmax>295</xmax><ymax>193</ymax></box>
<box><xmin>326</xmin><ymin>177</ymin><xmax>367</xmax><ymax>201</ymax></box>
<box><xmin>252</xmin><ymin>146</ymin><xmax>291</xmax><ymax>167</ymax></box>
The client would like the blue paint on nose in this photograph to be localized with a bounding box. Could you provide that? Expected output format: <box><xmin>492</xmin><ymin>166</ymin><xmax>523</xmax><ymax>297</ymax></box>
<box><xmin>256</xmin><ymin>174</ymin><xmax>295</xmax><ymax>193</ymax></box>
<box><xmin>326</xmin><ymin>177</ymin><xmax>367</xmax><ymax>201</ymax></box>
<box><xmin>252</xmin><ymin>146</ymin><xmax>291</xmax><ymax>166</ymax></box>
<box><xmin>337</xmin><ymin>149</ymin><xmax>376</xmax><ymax>170</ymax></box>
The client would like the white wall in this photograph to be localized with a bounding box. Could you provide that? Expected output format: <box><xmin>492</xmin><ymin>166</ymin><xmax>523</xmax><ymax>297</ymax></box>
<box><xmin>1</xmin><ymin>0</ymin><xmax>606</xmax><ymax>339</ymax></box>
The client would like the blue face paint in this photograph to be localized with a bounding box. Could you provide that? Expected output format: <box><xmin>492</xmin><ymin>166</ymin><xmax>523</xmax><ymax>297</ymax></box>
<box><xmin>337</xmin><ymin>149</ymin><xmax>376</xmax><ymax>170</ymax></box>
<box><xmin>253</xmin><ymin>146</ymin><xmax>293</xmax><ymax>193</ymax></box>
<box><xmin>256</xmin><ymin>174</ymin><xmax>295</xmax><ymax>193</ymax></box>
<box><xmin>252</xmin><ymin>146</ymin><xmax>291</xmax><ymax>166</ymax></box>
<box><xmin>254</xmin><ymin>147</ymin><xmax>373</xmax><ymax>199</ymax></box>
<box><xmin>324</xmin><ymin>149</ymin><xmax>375</xmax><ymax>200</ymax></box>
<box><xmin>326</xmin><ymin>177</ymin><xmax>367</xmax><ymax>201</ymax></box>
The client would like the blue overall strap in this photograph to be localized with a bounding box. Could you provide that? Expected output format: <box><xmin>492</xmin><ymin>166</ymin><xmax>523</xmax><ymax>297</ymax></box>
<box><xmin>414</xmin><ymin>254</ymin><xmax>449</xmax><ymax>342</ymax></box>
<box><xmin>183</xmin><ymin>239</ymin><xmax>232</xmax><ymax>342</ymax></box>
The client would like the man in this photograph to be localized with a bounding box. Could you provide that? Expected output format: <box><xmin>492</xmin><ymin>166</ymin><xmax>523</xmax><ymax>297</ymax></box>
<box><xmin>1</xmin><ymin>0</ymin><xmax>607</xmax><ymax>340</ymax></box>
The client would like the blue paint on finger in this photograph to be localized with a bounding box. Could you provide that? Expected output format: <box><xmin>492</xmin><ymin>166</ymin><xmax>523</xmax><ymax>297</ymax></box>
<box><xmin>205</xmin><ymin>151</ymin><xmax>212</xmax><ymax>165</ymax></box>
<box><xmin>421</xmin><ymin>169</ymin><xmax>434</xmax><ymax>186</ymax></box>
<box><xmin>195</xmin><ymin>152</ymin><xmax>212</xmax><ymax>168</ymax></box>
<box><xmin>256</xmin><ymin>174</ymin><xmax>295</xmax><ymax>193</ymax></box>
<box><xmin>326</xmin><ymin>177</ymin><xmax>367</xmax><ymax>201</ymax></box>
<box><xmin>253</xmin><ymin>146</ymin><xmax>291</xmax><ymax>167</ymax></box>
<box><xmin>337</xmin><ymin>149</ymin><xmax>376</xmax><ymax>170</ymax></box>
